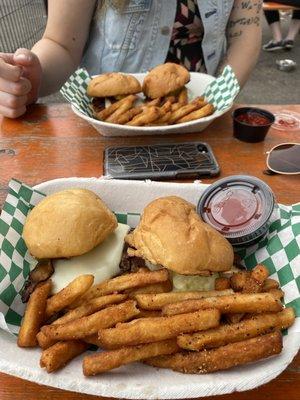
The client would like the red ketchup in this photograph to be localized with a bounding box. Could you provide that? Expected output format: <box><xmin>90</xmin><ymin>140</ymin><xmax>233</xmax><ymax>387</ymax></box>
<box><xmin>236</xmin><ymin>112</ymin><xmax>271</xmax><ymax>126</ymax></box>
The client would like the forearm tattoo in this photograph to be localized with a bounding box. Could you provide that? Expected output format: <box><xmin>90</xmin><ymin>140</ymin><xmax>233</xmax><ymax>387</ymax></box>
<box><xmin>216</xmin><ymin>0</ymin><xmax>262</xmax><ymax>76</ymax></box>
<box><xmin>227</xmin><ymin>0</ymin><xmax>262</xmax><ymax>45</ymax></box>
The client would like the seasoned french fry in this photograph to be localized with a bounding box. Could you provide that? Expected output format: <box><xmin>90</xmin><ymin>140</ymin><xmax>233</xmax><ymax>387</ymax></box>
<box><xmin>40</xmin><ymin>340</ymin><xmax>89</xmax><ymax>373</ymax></box>
<box><xmin>73</xmin><ymin>269</ymin><xmax>169</xmax><ymax>306</ymax></box>
<box><xmin>84</xmin><ymin>333</ymin><xmax>103</xmax><ymax>347</ymax></box>
<box><xmin>18</xmin><ymin>280</ymin><xmax>51</xmax><ymax>347</ymax></box>
<box><xmin>169</xmin><ymin>101</ymin><xmax>204</xmax><ymax>124</ymax></box>
<box><xmin>177</xmin><ymin>308</ymin><xmax>295</xmax><ymax>351</ymax></box>
<box><xmin>171</xmin><ymin>103</ymin><xmax>181</xmax><ymax>112</ymax></box>
<box><xmin>263</xmin><ymin>278</ymin><xmax>279</xmax><ymax>291</ymax></box>
<box><xmin>191</xmin><ymin>95</ymin><xmax>205</xmax><ymax>103</ymax></box>
<box><xmin>113</xmin><ymin>309</ymin><xmax>162</xmax><ymax>326</ymax></box>
<box><xmin>145</xmin><ymin>331</ymin><xmax>283</xmax><ymax>374</ymax></box>
<box><xmin>242</xmin><ymin>264</ymin><xmax>269</xmax><ymax>294</ymax></box>
<box><xmin>227</xmin><ymin>265</ymin><xmax>270</xmax><ymax>323</ymax></box>
<box><xmin>125</xmin><ymin>280</ymin><xmax>172</xmax><ymax>297</ymax></box>
<box><xmin>115</xmin><ymin>106</ymin><xmax>143</xmax><ymax>124</ymax></box>
<box><xmin>136</xmin><ymin>309</ymin><xmax>162</xmax><ymax>319</ymax></box>
<box><xmin>148</xmin><ymin>100</ymin><xmax>173</xmax><ymax>125</ymax></box>
<box><xmin>146</xmin><ymin>98</ymin><xmax>161</xmax><ymax>106</ymax></box>
<box><xmin>250</xmin><ymin>264</ymin><xmax>269</xmax><ymax>284</ymax></box>
<box><xmin>52</xmin><ymin>294</ymin><xmax>127</xmax><ymax>325</ymax></box>
<box><xmin>268</xmin><ymin>288</ymin><xmax>284</xmax><ymax>300</ymax></box>
<box><xmin>97</xmin><ymin>309</ymin><xmax>220</xmax><ymax>348</ymax></box>
<box><xmin>176</xmin><ymin>103</ymin><xmax>214</xmax><ymax>123</ymax></box>
<box><xmin>41</xmin><ymin>300</ymin><xmax>140</xmax><ymax>341</ymax></box>
<box><xmin>215</xmin><ymin>278</ymin><xmax>231</xmax><ymax>291</ymax></box>
<box><xmin>134</xmin><ymin>289</ymin><xmax>234</xmax><ymax>310</ymax></box>
<box><xmin>106</xmin><ymin>96</ymin><xmax>137</xmax><ymax>123</ymax></box>
<box><xmin>45</xmin><ymin>275</ymin><xmax>94</xmax><ymax>318</ymax></box>
<box><xmin>162</xmin><ymin>293</ymin><xmax>283</xmax><ymax>316</ymax></box>
<box><xmin>37</xmin><ymin>330</ymin><xmax>58</xmax><ymax>350</ymax></box>
<box><xmin>225</xmin><ymin>313</ymin><xmax>244</xmax><ymax>324</ymax></box>
<box><xmin>178</xmin><ymin>87</ymin><xmax>188</xmax><ymax>105</ymax></box>
<box><xmin>230</xmin><ymin>271</ymin><xmax>247</xmax><ymax>292</ymax></box>
<box><xmin>37</xmin><ymin>293</ymin><xmax>124</xmax><ymax>349</ymax></box>
<box><xmin>149</xmin><ymin>114</ymin><xmax>170</xmax><ymax>125</ymax></box>
<box><xmin>160</xmin><ymin>100</ymin><xmax>172</xmax><ymax>113</ymax></box>
<box><xmin>96</xmin><ymin>95</ymin><xmax>136</xmax><ymax>120</ymax></box>
<box><xmin>83</xmin><ymin>339</ymin><xmax>179</xmax><ymax>376</ymax></box>
<box><xmin>126</xmin><ymin>106</ymin><xmax>162</xmax><ymax>126</ymax></box>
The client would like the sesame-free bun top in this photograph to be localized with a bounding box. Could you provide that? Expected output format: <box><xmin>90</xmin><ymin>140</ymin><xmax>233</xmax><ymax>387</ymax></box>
<box><xmin>142</xmin><ymin>63</ymin><xmax>190</xmax><ymax>99</ymax></box>
<box><xmin>23</xmin><ymin>189</ymin><xmax>117</xmax><ymax>259</ymax></box>
<box><xmin>87</xmin><ymin>72</ymin><xmax>141</xmax><ymax>97</ymax></box>
<box><xmin>125</xmin><ymin>196</ymin><xmax>234</xmax><ymax>274</ymax></box>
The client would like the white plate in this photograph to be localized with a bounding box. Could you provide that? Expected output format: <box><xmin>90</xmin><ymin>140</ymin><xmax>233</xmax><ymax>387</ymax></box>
<box><xmin>71</xmin><ymin>73</ymin><xmax>232</xmax><ymax>137</ymax></box>
<box><xmin>0</xmin><ymin>177</ymin><xmax>299</xmax><ymax>399</ymax></box>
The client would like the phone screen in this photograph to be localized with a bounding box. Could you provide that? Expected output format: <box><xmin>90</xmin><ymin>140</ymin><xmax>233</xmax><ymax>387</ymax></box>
<box><xmin>104</xmin><ymin>142</ymin><xmax>220</xmax><ymax>180</ymax></box>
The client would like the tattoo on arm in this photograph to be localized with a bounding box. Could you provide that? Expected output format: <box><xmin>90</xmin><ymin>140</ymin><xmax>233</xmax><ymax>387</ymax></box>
<box><xmin>217</xmin><ymin>1</ymin><xmax>262</xmax><ymax>76</ymax></box>
<box><xmin>227</xmin><ymin>1</ymin><xmax>262</xmax><ymax>45</ymax></box>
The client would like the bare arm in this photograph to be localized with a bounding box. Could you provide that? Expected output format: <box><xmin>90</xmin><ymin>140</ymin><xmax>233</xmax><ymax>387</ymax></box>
<box><xmin>32</xmin><ymin>0</ymin><xmax>96</xmax><ymax>96</ymax></box>
<box><xmin>217</xmin><ymin>0</ymin><xmax>262</xmax><ymax>87</ymax></box>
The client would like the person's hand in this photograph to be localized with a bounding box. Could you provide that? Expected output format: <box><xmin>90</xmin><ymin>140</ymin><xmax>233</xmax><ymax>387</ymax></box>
<box><xmin>0</xmin><ymin>48</ymin><xmax>42</xmax><ymax>118</ymax></box>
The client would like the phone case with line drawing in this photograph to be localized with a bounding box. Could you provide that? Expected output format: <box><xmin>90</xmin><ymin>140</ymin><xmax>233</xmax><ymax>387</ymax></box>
<box><xmin>104</xmin><ymin>142</ymin><xmax>220</xmax><ymax>180</ymax></box>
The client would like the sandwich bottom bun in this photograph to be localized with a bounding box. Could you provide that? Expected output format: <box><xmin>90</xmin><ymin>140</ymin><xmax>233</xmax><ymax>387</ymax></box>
<box><xmin>126</xmin><ymin>196</ymin><xmax>234</xmax><ymax>275</ymax></box>
<box><xmin>23</xmin><ymin>189</ymin><xmax>117</xmax><ymax>259</ymax></box>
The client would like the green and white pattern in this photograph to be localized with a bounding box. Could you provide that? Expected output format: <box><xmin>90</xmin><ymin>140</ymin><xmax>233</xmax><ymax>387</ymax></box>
<box><xmin>204</xmin><ymin>65</ymin><xmax>240</xmax><ymax>111</ymax></box>
<box><xmin>0</xmin><ymin>179</ymin><xmax>299</xmax><ymax>335</ymax></box>
<box><xmin>60</xmin><ymin>65</ymin><xmax>240</xmax><ymax>119</ymax></box>
<box><xmin>60</xmin><ymin>68</ymin><xmax>93</xmax><ymax>117</ymax></box>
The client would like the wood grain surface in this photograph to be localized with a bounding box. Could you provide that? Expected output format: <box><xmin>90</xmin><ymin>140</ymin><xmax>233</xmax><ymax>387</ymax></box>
<box><xmin>0</xmin><ymin>103</ymin><xmax>299</xmax><ymax>400</ymax></box>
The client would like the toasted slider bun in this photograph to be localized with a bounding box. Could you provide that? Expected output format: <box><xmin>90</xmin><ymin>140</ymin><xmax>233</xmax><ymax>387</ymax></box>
<box><xmin>87</xmin><ymin>73</ymin><xmax>141</xmax><ymax>97</ymax></box>
<box><xmin>142</xmin><ymin>63</ymin><xmax>190</xmax><ymax>99</ymax></box>
<box><xmin>23</xmin><ymin>189</ymin><xmax>117</xmax><ymax>259</ymax></box>
<box><xmin>125</xmin><ymin>196</ymin><xmax>234</xmax><ymax>274</ymax></box>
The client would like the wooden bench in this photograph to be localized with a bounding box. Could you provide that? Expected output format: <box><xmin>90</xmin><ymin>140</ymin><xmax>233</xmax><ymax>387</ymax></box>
<box><xmin>263</xmin><ymin>2</ymin><xmax>300</xmax><ymax>11</ymax></box>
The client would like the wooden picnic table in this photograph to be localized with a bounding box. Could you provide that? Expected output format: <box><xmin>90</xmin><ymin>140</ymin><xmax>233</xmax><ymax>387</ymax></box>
<box><xmin>263</xmin><ymin>2</ymin><xmax>300</xmax><ymax>11</ymax></box>
<box><xmin>0</xmin><ymin>103</ymin><xmax>299</xmax><ymax>400</ymax></box>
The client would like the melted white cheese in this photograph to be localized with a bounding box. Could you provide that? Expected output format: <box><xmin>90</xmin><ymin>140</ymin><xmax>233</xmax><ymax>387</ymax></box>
<box><xmin>172</xmin><ymin>273</ymin><xmax>218</xmax><ymax>292</ymax></box>
<box><xmin>145</xmin><ymin>261</ymin><xmax>218</xmax><ymax>292</ymax></box>
<box><xmin>51</xmin><ymin>223</ymin><xmax>130</xmax><ymax>293</ymax></box>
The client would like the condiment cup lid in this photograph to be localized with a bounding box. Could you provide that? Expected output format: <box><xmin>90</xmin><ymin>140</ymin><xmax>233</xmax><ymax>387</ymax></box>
<box><xmin>197</xmin><ymin>175</ymin><xmax>275</xmax><ymax>246</ymax></box>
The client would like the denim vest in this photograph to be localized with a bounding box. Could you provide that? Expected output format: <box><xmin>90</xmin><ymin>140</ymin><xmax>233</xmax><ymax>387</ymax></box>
<box><xmin>82</xmin><ymin>0</ymin><xmax>234</xmax><ymax>76</ymax></box>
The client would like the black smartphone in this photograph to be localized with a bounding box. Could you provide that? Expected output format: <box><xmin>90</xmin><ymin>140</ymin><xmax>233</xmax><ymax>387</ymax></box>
<box><xmin>104</xmin><ymin>142</ymin><xmax>220</xmax><ymax>180</ymax></box>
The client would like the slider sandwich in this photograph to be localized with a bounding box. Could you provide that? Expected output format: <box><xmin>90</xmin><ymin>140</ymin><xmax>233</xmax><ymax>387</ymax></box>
<box><xmin>22</xmin><ymin>189</ymin><xmax>131</xmax><ymax>296</ymax></box>
<box><xmin>125</xmin><ymin>196</ymin><xmax>234</xmax><ymax>290</ymax></box>
<box><xmin>87</xmin><ymin>72</ymin><xmax>142</xmax><ymax>116</ymax></box>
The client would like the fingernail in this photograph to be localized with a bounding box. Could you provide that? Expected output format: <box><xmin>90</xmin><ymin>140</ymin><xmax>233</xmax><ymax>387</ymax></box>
<box><xmin>15</xmin><ymin>54</ymin><xmax>29</xmax><ymax>62</ymax></box>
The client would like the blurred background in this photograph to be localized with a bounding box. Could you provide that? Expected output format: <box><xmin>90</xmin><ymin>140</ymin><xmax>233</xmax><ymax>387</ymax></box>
<box><xmin>0</xmin><ymin>0</ymin><xmax>299</xmax><ymax>104</ymax></box>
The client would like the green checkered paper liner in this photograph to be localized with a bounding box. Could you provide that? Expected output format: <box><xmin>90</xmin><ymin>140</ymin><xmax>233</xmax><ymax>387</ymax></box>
<box><xmin>204</xmin><ymin>65</ymin><xmax>240</xmax><ymax>111</ymax></box>
<box><xmin>0</xmin><ymin>179</ymin><xmax>299</xmax><ymax>335</ymax></box>
<box><xmin>60</xmin><ymin>68</ymin><xmax>93</xmax><ymax>117</ymax></box>
<box><xmin>60</xmin><ymin>65</ymin><xmax>240</xmax><ymax>118</ymax></box>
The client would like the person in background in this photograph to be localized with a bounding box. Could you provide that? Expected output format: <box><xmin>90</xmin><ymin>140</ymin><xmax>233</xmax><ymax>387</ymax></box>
<box><xmin>0</xmin><ymin>0</ymin><xmax>262</xmax><ymax>119</ymax></box>
<box><xmin>263</xmin><ymin>0</ymin><xmax>300</xmax><ymax>51</ymax></box>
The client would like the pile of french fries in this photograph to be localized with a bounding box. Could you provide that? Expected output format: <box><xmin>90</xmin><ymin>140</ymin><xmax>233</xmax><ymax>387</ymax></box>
<box><xmin>17</xmin><ymin>264</ymin><xmax>295</xmax><ymax>376</ymax></box>
<box><xmin>93</xmin><ymin>88</ymin><xmax>215</xmax><ymax>126</ymax></box>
